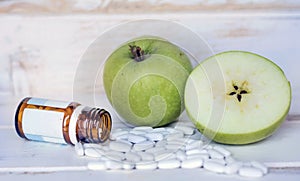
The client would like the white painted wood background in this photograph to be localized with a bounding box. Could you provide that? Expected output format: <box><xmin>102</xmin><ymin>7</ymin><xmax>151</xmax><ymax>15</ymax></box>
<box><xmin>0</xmin><ymin>0</ymin><xmax>300</xmax><ymax>123</ymax></box>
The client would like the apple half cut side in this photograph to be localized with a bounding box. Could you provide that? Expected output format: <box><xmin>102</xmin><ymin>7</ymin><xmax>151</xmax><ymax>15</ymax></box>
<box><xmin>184</xmin><ymin>51</ymin><xmax>291</xmax><ymax>145</ymax></box>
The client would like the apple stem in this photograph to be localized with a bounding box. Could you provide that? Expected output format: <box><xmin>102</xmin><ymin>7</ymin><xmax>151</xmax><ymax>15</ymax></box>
<box><xmin>129</xmin><ymin>45</ymin><xmax>145</xmax><ymax>62</ymax></box>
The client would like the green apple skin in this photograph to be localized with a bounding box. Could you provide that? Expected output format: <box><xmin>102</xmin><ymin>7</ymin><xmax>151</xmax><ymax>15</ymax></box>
<box><xmin>189</xmin><ymin>105</ymin><xmax>290</xmax><ymax>144</ymax></box>
<box><xmin>184</xmin><ymin>51</ymin><xmax>291</xmax><ymax>145</ymax></box>
<box><xmin>103</xmin><ymin>36</ymin><xmax>192</xmax><ymax>127</ymax></box>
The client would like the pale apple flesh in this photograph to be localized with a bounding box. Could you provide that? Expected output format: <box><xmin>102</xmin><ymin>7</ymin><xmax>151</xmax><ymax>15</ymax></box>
<box><xmin>103</xmin><ymin>37</ymin><xmax>192</xmax><ymax>127</ymax></box>
<box><xmin>184</xmin><ymin>51</ymin><xmax>291</xmax><ymax>144</ymax></box>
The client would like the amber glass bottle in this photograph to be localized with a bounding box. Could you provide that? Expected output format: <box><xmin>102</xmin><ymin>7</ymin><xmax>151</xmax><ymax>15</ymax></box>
<box><xmin>15</xmin><ymin>97</ymin><xmax>112</xmax><ymax>145</ymax></box>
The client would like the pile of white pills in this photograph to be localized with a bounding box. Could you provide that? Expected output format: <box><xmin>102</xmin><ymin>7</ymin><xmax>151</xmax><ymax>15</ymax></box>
<box><xmin>75</xmin><ymin>122</ymin><xmax>268</xmax><ymax>178</ymax></box>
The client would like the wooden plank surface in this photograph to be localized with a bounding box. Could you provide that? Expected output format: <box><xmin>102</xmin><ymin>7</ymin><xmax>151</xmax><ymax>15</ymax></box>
<box><xmin>0</xmin><ymin>0</ymin><xmax>300</xmax><ymax>14</ymax></box>
<box><xmin>1</xmin><ymin>93</ymin><xmax>300</xmax><ymax>178</ymax></box>
<box><xmin>0</xmin><ymin>166</ymin><xmax>299</xmax><ymax>181</ymax></box>
<box><xmin>0</xmin><ymin>119</ymin><xmax>300</xmax><ymax>180</ymax></box>
<box><xmin>1</xmin><ymin>121</ymin><xmax>300</xmax><ymax>167</ymax></box>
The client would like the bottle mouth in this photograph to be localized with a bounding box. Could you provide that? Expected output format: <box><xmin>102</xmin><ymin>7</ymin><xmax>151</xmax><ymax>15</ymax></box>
<box><xmin>97</xmin><ymin>109</ymin><xmax>112</xmax><ymax>142</ymax></box>
<box><xmin>77</xmin><ymin>107</ymin><xmax>112</xmax><ymax>144</ymax></box>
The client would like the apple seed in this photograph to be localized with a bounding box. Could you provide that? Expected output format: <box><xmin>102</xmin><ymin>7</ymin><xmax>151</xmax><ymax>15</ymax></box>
<box><xmin>228</xmin><ymin>82</ymin><xmax>249</xmax><ymax>102</ymax></box>
<box><xmin>229</xmin><ymin>92</ymin><xmax>236</xmax><ymax>96</ymax></box>
<box><xmin>240</xmin><ymin>90</ymin><xmax>248</xmax><ymax>94</ymax></box>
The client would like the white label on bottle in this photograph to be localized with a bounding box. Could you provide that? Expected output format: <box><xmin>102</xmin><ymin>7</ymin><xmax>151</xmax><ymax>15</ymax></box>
<box><xmin>27</xmin><ymin>97</ymin><xmax>70</xmax><ymax>109</ymax></box>
<box><xmin>22</xmin><ymin>108</ymin><xmax>66</xmax><ymax>144</ymax></box>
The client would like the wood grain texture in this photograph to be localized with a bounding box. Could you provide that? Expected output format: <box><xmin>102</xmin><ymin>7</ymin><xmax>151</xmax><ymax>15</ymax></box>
<box><xmin>0</xmin><ymin>13</ymin><xmax>299</xmax><ymax>115</ymax></box>
<box><xmin>0</xmin><ymin>121</ymin><xmax>300</xmax><ymax>178</ymax></box>
<box><xmin>0</xmin><ymin>0</ymin><xmax>300</xmax><ymax>14</ymax></box>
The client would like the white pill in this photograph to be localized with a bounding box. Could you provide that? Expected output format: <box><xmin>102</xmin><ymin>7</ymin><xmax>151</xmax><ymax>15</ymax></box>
<box><xmin>146</xmin><ymin>147</ymin><xmax>165</xmax><ymax>154</ymax></box>
<box><xmin>238</xmin><ymin>166</ymin><xmax>264</xmax><ymax>178</ymax></box>
<box><xmin>109</xmin><ymin>140</ymin><xmax>132</xmax><ymax>152</ymax></box>
<box><xmin>187</xmin><ymin>153</ymin><xmax>210</xmax><ymax>160</ymax></box>
<box><xmin>105</xmin><ymin>160</ymin><xmax>123</xmax><ymax>170</ymax></box>
<box><xmin>151</xmin><ymin>127</ymin><xmax>166</xmax><ymax>132</ymax></box>
<box><xmin>145</xmin><ymin>133</ymin><xmax>164</xmax><ymax>142</ymax></box>
<box><xmin>152</xmin><ymin>149</ymin><xmax>170</xmax><ymax>155</ymax></box>
<box><xmin>176</xmin><ymin>149</ymin><xmax>187</xmax><ymax>161</ymax></box>
<box><xmin>105</xmin><ymin>150</ymin><xmax>125</xmax><ymax>161</ymax></box>
<box><xmin>204</xmin><ymin>160</ymin><xmax>225</xmax><ymax>173</ymax></box>
<box><xmin>166</xmin><ymin>131</ymin><xmax>184</xmax><ymax>141</ymax></box>
<box><xmin>186</xmin><ymin>149</ymin><xmax>206</xmax><ymax>156</ymax></box>
<box><xmin>251</xmin><ymin>161</ymin><xmax>268</xmax><ymax>174</ymax></box>
<box><xmin>225</xmin><ymin>156</ymin><xmax>236</xmax><ymax>164</ymax></box>
<box><xmin>123</xmin><ymin>162</ymin><xmax>135</xmax><ymax>170</ymax></box>
<box><xmin>203</xmin><ymin>145</ymin><xmax>213</xmax><ymax>149</ymax></box>
<box><xmin>155</xmin><ymin>140</ymin><xmax>167</xmax><ymax>147</ymax></box>
<box><xmin>129</xmin><ymin>130</ymin><xmax>146</xmax><ymax>135</ymax></box>
<box><xmin>224</xmin><ymin>162</ymin><xmax>243</xmax><ymax>174</ymax></box>
<box><xmin>165</xmin><ymin>143</ymin><xmax>185</xmax><ymax>150</ymax></box>
<box><xmin>133</xmin><ymin>141</ymin><xmax>154</xmax><ymax>151</ymax></box>
<box><xmin>158</xmin><ymin>159</ymin><xmax>181</xmax><ymax>169</ymax></box>
<box><xmin>99</xmin><ymin>156</ymin><xmax>110</xmax><ymax>161</ymax></box>
<box><xmin>115</xmin><ymin>134</ymin><xmax>129</xmax><ymax>140</ymax></box>
<box><xmin>155</xmin><ymin>152</ymin><xmax>176</xmax><ymax>161</ymax></box>
<box><xmin>181</xmin><ymin>157</ymin><xmax>203</xmax><ymax>169</ymax></box>
<box><xmin>197</xmin><ymin>149</ymin><xmax>208</xmax><ymax>154</ymax></box>
<box><xmin>165</xmin><ymin>127</ymin><xmax>177</xmax><ymax>133</ymax></box>
<box><xmin>125</xmin><ymin>151</ymin><xmax>141</xmax><ymax>162</ymax></box>
<box><xmin>87</xmin><ymin>161</ymin><xmax>106</xmax><ymax>170</ymax></box>
<box><xmin>133</xmin><ymin>126</ymin><xmax>153</xmax><ymax>132</ymax></box>
<box><xmin>75</xmin><ymin>142</ymin><xmax>84</xmax><ymax>156</ymax></box>
<box><xmin>127</xmin><ymin>134</ymin><xmax>147</xmax><ymax>144</ymax></box>
<box><xmin>208</xmin><ymin>149</ymin><xmax>224</xmax><ymax>159</ymax></box>
<box><xmin>213</xmin><ymin>146</ymin><xmax>231</xmax><ymax>157</ymax></box>
<box><xmin>185</xmin><ymin>139</ymin><xmax>197</xmax><ymax>144</ymax></box>
<box><xmin>175</xmin><ymin>126</ymin><xmax>195</xmax><ymax>135</ymax></box>
<box><xmin>210</xmin><ymin>158</ymin><xmax>226</xmax><ymax>165</ymax></box>
<box><xmin>166</xmin><ymin>138</ymin><xmax>188</xmax><ymax>145</ymax></box>
<box><xmin>110</xmin><ymin>130</ymin><xmax>128</xmax><ymax>140</ymax></box>
<box><xmin>84</xmin><ymin>148</ymin><xmax>104</xmax><ymax>158</ymax></box>
<box><xmin>136</xmin><ymin>161</ymin><xmax>158</xmax><ymax>170</ymax></box>
<box><xmin>186</xmin><ymin>140</ymin><xmax>203</xmax><ymax>150</ymax></box>
<box><xmin>160</xmin><ymin>131</ymin><xmax>171</xmax><ymax>136</ymax></box>
<box><xmin>138</xmin><ymin>152</ymin><xmax>154</xmax><ymax>161</ymax></box>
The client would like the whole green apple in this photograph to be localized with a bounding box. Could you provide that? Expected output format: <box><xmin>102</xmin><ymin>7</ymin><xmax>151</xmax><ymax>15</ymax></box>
<box><xmin>184</xmin><ymin>51</ymin><xmax>291</xmax><ymax>144</ymax></box>
<box><xmin>103</xmin><ymin>36</ymin><xmax>192</xmax><ymax>127</ymax></box>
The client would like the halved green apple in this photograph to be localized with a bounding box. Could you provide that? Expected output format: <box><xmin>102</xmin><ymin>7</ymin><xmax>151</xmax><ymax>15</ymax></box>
<box><xmin>184</xmin><ymin>51</ymin><xmax>291</xmax><ymax>144</ymax></box>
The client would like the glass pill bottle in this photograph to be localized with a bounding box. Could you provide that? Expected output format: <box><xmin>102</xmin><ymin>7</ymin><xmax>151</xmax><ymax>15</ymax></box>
<box><xmin>15</xmin><ymin>97</ymin><xmax>112</xmax><ymax>145</ymax></box>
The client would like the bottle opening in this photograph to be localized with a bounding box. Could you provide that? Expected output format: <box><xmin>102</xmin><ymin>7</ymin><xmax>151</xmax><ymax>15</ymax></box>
<box><xmin>77</xmin><ymin>107</ymin><xmax>112</xmax><ymax>144</ymax></box>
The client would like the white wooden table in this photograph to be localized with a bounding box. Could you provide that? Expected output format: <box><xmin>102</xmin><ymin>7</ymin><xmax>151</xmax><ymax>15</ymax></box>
<box><xmin>1</xmin><ymin>100</ymin><xmax>300</xmax><ymax>181</ymax></box>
